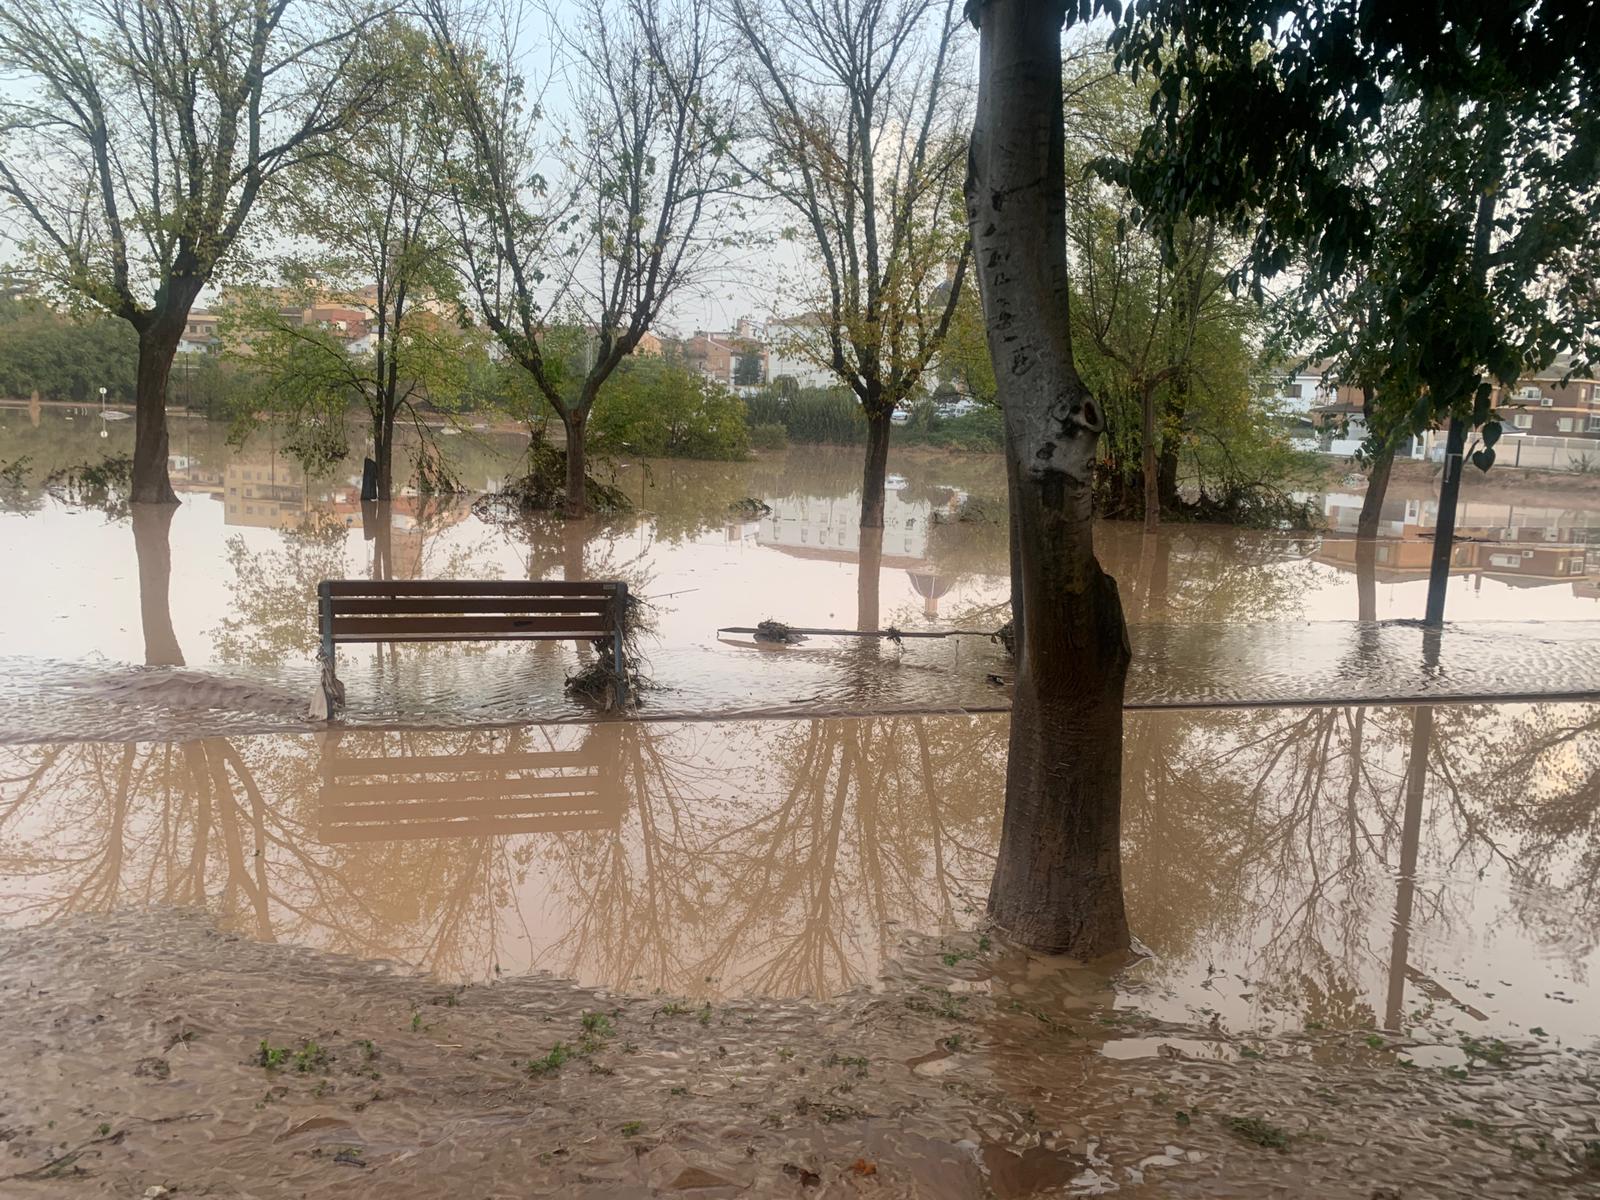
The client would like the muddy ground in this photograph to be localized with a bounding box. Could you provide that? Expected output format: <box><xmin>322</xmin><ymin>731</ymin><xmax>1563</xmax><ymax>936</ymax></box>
<box><xmin>1</xmin><ymin>910</ymin><xmax>1595</xmax><ymax>1198</ymax></box>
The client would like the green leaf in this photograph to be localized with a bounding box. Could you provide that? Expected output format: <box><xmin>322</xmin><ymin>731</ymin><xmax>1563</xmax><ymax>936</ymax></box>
<box><xmin>1470</xmin><ymin>447</ymin><xmax>1495</xmax><ymax>472</ymax></box>
<box><xmin>1481</xmin><ymin>420</ymin><xmax>1501</xmax><ymax>449</ymax></box>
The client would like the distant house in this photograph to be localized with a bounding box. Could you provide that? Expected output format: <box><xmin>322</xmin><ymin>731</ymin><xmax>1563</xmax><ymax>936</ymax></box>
<box><xmin>1268</xmin><ymin>359</ymin><xmax>1343</xmax><ymax>418</ymax></box>
<box><xmin>179</xmin><ymin>310</ymin><xmax>223</xmax><ymax>355</ymax></box>
<box><xmin>682</xmin><ymin>317</ymin><xmax>767</xmax><ymax>388</ymax></box>
<box><xmin>1493</xmin><ymin>367</ymin><xmax>1600</xmax><ymax>438</ymax></box>
<box><xmin>766</xmin><ymin>313</ymin><xmax>838</xmax><ymax>390</ymax></box>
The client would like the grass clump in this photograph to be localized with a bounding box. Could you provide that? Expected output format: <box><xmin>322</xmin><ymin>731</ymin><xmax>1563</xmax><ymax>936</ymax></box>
<box><xmin>528</xmin><ymin>1010</ymin><xmax>618</xmax><ymax>1077</ymax></box>
<box><xmin>527</xmin><ymin>1042</ymin><xmax>575</xmax><ymax>1076</ymax></box>
<box><xmin>1224</xmin><ymin>1115</ymin><xmax>1292</xmax><ymax>1150</ymax></box>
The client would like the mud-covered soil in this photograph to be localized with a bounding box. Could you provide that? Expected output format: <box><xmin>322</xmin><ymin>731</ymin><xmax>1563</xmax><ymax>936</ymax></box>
<box><xmin>1</xmin><ymin>910</ymin><xmax>1595</xmax><ymax>1198</ymax></box>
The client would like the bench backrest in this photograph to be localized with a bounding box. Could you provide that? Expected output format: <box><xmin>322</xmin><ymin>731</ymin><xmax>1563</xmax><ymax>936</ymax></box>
<box><xmin>318</xmin><ymin>731</ymin><xmax>622</xmax><ymax>842</ymax></box>
<box><xmin>317</xmin><ymin>580</ymin><xmax>627</xmax><ymax>645</ymax></box>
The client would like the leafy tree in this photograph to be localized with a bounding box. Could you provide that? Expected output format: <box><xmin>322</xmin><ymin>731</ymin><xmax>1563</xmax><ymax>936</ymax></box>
<box><xmin>966</xmin><ymin>0</ymin><xmax>1132</xmax><ymax>956</ymax></box>
<box><xmin>732</xmin><ymin>351</ymin><xmax>764</xmax><ymax>388</ymax></box>
<box><xmin>589</xmin><ymin>356</ymin><xmax>750</xmax><ymax>460</ymax></box>
<box><xmin>427</xmin><ymin>0</ymin><xmax>738</xmax><ymax>517</ymax></box>
<box><xmin>1112</xmin><ymin>0</ymin><xmax>1600</xmax><ymax>624</ymax></box>
<box><xmin>0</xmin><ymin>0</ymin><xmax>390</xmax><ymax>503</ymax></box>
<box><xmin>729</xmin><ymin>0</ymin><xmax>971</xmax><ymax>530</ymax></box>
<box><xmin>0</xmin><ymin>298</ymin><xmax>136</xmax><ymax>402</ymax></box>
<box><xmin>226</xmin><ymin>23</ymin><xmax>470</xmax><ymax>499</ymax></box>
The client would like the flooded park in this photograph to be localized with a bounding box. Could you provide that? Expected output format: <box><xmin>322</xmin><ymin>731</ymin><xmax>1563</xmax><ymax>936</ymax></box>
<box><xmin>2</xmin><ymin>408</ymin><xmax>1600</xmax><ymax>1196</ymax></box>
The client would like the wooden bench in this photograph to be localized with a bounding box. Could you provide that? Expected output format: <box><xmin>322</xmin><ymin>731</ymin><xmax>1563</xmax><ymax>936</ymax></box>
<box><xmin>316</xmin><ymin>579</ymin><xmax>631</xmax><ymax>715</ymax></box>
<box><xmin>317</xmin><ymin>727</ymin><xmax>622</xmax><ymax>842</ymax></box>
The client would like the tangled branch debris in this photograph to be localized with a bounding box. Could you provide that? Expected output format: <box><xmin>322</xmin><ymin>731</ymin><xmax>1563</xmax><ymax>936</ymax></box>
<box><xmin>472</xmin><ymin>432</ymin><xmax>631</xmax><ymax>522</ymax></box>
<box><xmin>754</xmin><ymin>619</ymin><xmax>807</xmax><ymax>644</ymax></box>
<box><xmin>728</xmin><ymin>497</ymin><xmax>772</xmax><ymax>517</ymax></box>
<box><xmin>993</xmin><ymin>620</ymin><xmax>1015</xmax><ymax>657</ymax></box>
<box><xmin>564</xmin><ymin>592</ymin><xmax>657</xmax><ymax>710</ymax></box>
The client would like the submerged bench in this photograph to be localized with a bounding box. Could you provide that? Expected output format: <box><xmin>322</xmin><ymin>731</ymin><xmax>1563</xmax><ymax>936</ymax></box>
<box><xmin>317</xmin><ymin>728</ymin><xmax>622</xmax><ymax>841</ymax></box>
<box><xmin>315</xmin><ymin>579</ymin><xmax>631</xmax><ymax>715</ymax></box>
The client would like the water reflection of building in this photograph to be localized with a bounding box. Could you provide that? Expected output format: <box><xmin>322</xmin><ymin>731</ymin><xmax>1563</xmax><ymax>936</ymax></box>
<box><xmin>1314</xmin><ymin>488</ymin><xmax>1593</xmax><ymax>590</ymax></box>
<box><xmin>221</xmin><ymin>456</ymin><xmax>327</xmax><ymax>527</ymax></box>
<box><xmin>758</xmin><ymin>489</ymin><xmax>940</xmax><ymax>562</ymax></box>
<box><xmin>757</xmin><ymin>488</ymin><xmax>966</xmax><ymax>616</ymax></box>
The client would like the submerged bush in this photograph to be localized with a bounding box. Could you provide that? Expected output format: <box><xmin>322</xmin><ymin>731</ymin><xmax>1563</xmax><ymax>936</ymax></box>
<box><xmin>749</xmin><ymin>422</ymin><xmax>788</xmax><ymax>451</ymax></box>
<box><xmin>590</xmin><ymin>357</ymin><xmax>749</xmax><ymax>460</ymax></box>
<box><xmin>745</xmin><ymin>387</ymin><xmax>865</xmax><ymax>444</ymax></box>
<box><xmin>472</xmin><ymin>431</ymin><xmax>631</xmax><ymax>520</ymax></box>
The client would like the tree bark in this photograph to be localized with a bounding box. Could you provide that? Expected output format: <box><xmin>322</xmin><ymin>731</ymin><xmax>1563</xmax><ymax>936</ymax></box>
<box><xmin>1356</xmin><ymin>442</ymin><xmax>1395</xmax><ymax>541</ymax></box>
<box><xmin>968</xmin><ymin>0</ymin><xmax>1132</xmax><ymax>958</ymax></box>
<box><xmin>1384</xmin><ymin>703</ymin><xmax>1431</xmax><ymax>1029</ymax></box>
<box><xmin>562</xmin><ymin>407</ymin><xmax>589</xmax><ymax>519</ymax></box>
<box><xmin>131</xmin><ymin>502</ymin><xmax>184</xmax><ymax>667</ymax></box>
<box><xmin>859</xmin><ymin>407</ymin><xmax>892</xmax><ymax>528</ymax></box>
<box><xmin>1140</xmin><ymin>379</ymin><xmax>1159</xmax><ymax>534</ymax></box>
<box><xmin>1156</xmin><ymin>439</ymin><xmax>1180</xmax><ymax>512</ymax></box>
<box><xmin>373</xmin><ymin>408</ymin><xmax>397</xmax><ymax>503</ymax></box>
<box><xmin>857</xmin><ymin>522</ymin><xmax>884</xmax><ymax>633</ymax></box>
<box><xmin>1424</xmin><ymin>418</ymin><xmax>1466</xmax><ymax>626</ymax></box>
<box><xmin>131</xmin><ymin>322</ymin><xmax>183</xmax><ymax>505</ymax></box>
<box><xmin>1354</xmin><ymin>431</ymin><xmax>1393</xmax><ymax>623</ymax></box>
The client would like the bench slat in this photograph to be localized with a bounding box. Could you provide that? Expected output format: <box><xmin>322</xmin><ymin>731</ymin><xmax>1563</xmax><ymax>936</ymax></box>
<box><xmin>322</xmin><ymin>793</ymin><xmax>605</xmax><ymax>822</ymax></box>
<box><xmin>319</xmin><ymin>811</ymin><xmax>616</xmax><ymax>841</ymax></box>
<box><xmin>323</xmin><ymin>749</ymin><xmax>598</xmax><ymax>778</ymax></box>
<box><xmin>323</xmin><ymin>580</ymin><xmax>619</xmax><ymax>597</ymax></box>
<box><xmin>330</xmin><ymin>615</ymin><xmax>611</xmax><ymax>639</ymax></box>
<box><xmin>330</xmin><ymin>596</ymin><xmax>613</xmax><ymax>616</ymax></box>
<box><xmin>324</xmin><ymin>774</ymin><xmax>603</xmax><ymax>805</ymax></box>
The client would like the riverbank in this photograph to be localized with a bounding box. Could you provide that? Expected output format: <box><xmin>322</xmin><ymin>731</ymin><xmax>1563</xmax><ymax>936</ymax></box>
<box><xmin>2</xmin><ymin>909</ymin><xmax>1594</xmax><ymax>1198</ymax></box>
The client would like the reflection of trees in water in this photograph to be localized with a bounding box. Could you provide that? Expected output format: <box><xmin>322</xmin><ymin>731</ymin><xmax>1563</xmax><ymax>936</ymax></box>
<box><xmin>0</xmin><ymin>716</ymin><xmax>1006</xmax><ymax>996</ymax></box>
<box><xmin>208</xmin><ymin>499</ymin><xmax>500</xmax><ymax>668</ymax></box>
<box><xmin>1100</xmin><ymin>524</ymin><xmax>1323</xmax><ymax>626</ymax></box>
<box><xmin>1125</xmin><ymin>702</ymin><xmax>1600</xmax><ymax>1028</ymax></box>
<box><xmin>536</xmin><ymin>716</ymin><xmax>1005</xmax><ymax>997</ymax></box>
<box><xmin>9</xmin><ymin>703</ymin><xmax>1594</xmax><ymax>1009</ymax></box>
<box><xmin>1457</xmin><ymin>703</ymin><xmax>1600</xmax><ymax>932</ymax></box>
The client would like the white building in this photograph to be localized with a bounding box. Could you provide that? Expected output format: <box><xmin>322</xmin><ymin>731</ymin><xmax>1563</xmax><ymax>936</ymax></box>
<box><xmin>765</xmin><ymin>314</ymin><xmax>839</xmax><ymax>390</ymax></box>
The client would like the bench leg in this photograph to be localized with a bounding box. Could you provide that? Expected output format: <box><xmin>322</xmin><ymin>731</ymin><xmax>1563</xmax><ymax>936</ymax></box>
<box><xmin>611</xmin><ymin>635</ymin><xmax>628</xmax><ymax>707</ymax></box>
<box><xmin>317</xmin><ymin>582</ymin><xmax>341</xmax><ymax>719</ymax></box>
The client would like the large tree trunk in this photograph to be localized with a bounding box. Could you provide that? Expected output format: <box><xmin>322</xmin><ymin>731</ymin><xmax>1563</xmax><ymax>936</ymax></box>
<box><xmin>131</xmin><ymin>322</ymin><xmax>182</xmax><ymax>505</ymax></box>
<box><xmin>1357</xmin><ymin>442</ymin><xmax>1395</xmax><ymax>541</ymax></box>
<box><xmin>1384</xmin><ymin>703</ymin><xmax>1431</xmax><ymax>1029</ymax></box>
<box><xmin>374</xmin><ymin>403</ymin><xmax>397</xmax><ymax>502</ymax></box>
<box><xmin>859</xmin><ymin>407</ymin><xmax>892</xmax><ymax>528</ymax></box>
<box><xmin>562</xmin><ymin>407</ymin><xmax>589</xmax><ymax>519</ymax></box>
<box><xmin>1156</xmin><ymin>439</ymin><xmax>1180</xmax><ymax>513</ymax></box>
<box><xmin>1424</xmin><ymin>418</ymin><xmax>1466</xmax><ymax>626</ymax></box>
<box><xmin>968</xmin><ymin>0</ymin><xmax>1132</xmax><ymax>958</ymax></box>
<box><xmin>1354</xmin><ymin>434</ymin><xmax>1394</xmax><ymax>623</ymax></box>
<box><xmin>1140</xmin><ymin>379</ymin><xmax>1159</xmax><ymax>534</ymax></box>
<box><xmin>857</xmin><ymin>523</ymin><xmax>883</xmax><ymax>633</ymax></box>
<box><xmin>131</xmin><ymin>502</ymin><xmax>184</xmax><ymax>666</ymax></box>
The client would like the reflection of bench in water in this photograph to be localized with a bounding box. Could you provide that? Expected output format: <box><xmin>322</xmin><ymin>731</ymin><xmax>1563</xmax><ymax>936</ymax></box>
<box><xmin>318</xmin><ymin>729</ymin><xmax>621</xmax><ymax>842</ymax></box>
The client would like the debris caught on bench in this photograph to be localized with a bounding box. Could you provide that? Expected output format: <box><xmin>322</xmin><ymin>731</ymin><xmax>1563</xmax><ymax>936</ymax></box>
<box><xmin>564</xmin><ymin>591</ymin><xmax>657</xmax><ymax>710</ymax></box>
<box><xmin>729</xmin><ymin>497</ymin><xmax>772</xmax><ymax>518</ymax></box>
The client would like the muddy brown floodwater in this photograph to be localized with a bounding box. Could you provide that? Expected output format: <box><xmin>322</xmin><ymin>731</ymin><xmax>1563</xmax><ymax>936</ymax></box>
<box><xmin>4</xmin><ymin>704</ymin><xmax>1600</xmax><ymax>1196</ymax></box>
<box><xmin>7</xmin><ymin>410</ymin><xmax>1600</xmax><ymax>739</ymax></box>
<box><xmin>3</xmin><ymin>411</ymin><xmax>1600</xmax><ymax>1196</ymax></box>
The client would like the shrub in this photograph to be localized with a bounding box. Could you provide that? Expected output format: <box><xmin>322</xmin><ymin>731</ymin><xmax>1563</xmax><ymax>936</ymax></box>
<box><xmin>590</xmin><ymin>357</ymin><xmax>749</xmax><ymax>460</ymax></box>
<box><xmin>745</xmin><ymin>387</ymin><xmax>865</xmax><ymax>444</ymax></box>
<box><xmin>749</xmin><ymin>422</ymin><xmax>788</xmax><ymax>451</ymax></box>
